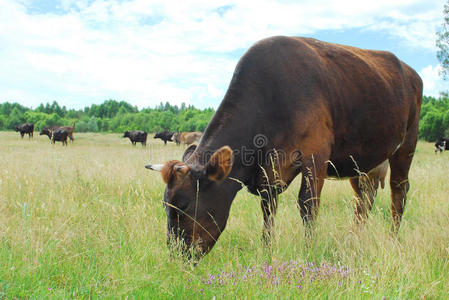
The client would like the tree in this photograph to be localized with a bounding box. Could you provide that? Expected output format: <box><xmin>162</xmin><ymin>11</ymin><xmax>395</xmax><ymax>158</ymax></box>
<box><xmin>76</xmin><ymin>121</ymin><xmax>89</xmax><ymax>132</ymax></box>
<box><xmin>437</xmin><ymin>0</ymin><xmax>449</xmax><ymax>78</ymax></box>
<box><xmin>88</xmin><ymin>117</ymin><xmax>99</xmax><ymax>132</ymax></box>
<box><xmin>6</xmin><ymin>107</ymin><xmax>23</xmax><ymax>129</ymax></box>
<box><xmin>0</xmin><ymin>115</ymin><xmax>5</xmax><ymax>129</ymax></box>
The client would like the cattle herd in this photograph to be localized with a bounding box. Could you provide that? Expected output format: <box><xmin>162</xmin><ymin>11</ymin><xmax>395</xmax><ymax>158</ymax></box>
<box><xmin>14</xmin><ymin>122</ymin><xmax>203</xmax><ymax>147</ymax></box>
<box><xmin>14</xmin><ymin>122</ymin><xmax>77</xmax><ymax>146</ymax></box>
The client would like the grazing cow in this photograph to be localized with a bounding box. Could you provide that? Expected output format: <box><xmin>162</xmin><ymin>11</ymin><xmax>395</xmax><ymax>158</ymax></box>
<box><xmin>60</xmin><ymin>123</ymin><xmax>76</xmax><ymax>141</ymax></box>
<box><xmin>154</xmin><ymin>131</ymin><xmax>174</xmax><ymax>145</ymax></box>
<box><xmin>434</xmin><ymin>137</ymin><xmax>449</xmax><ymax>153</ymax></box>
<box><xmin>39</xmin><ymin>124</ymin><xmax>75</xmax><ymax>141</ymax></box>
<box><xmin>123</xmin><ymin>130</ymin><xmax>147</xmax><ymax>146</ymax></box>
<box><xmin>172</xmin><ymin>132</ymin><xmax>181</xmax><ymax>145</ymax></box>
<box><xmin>15</xmin><ymin>123</ymin><xmax>34</xmax><ymax>139</ymax></box>
<box><xmin>145</xmin><ymin>36</ymin><xmax>422</xmax><ymax>258</ymax></box>
<box><xmin>52</xmin><ymin>128</ymin><xmax>68</xmax><ymax>146</ymax></box>
<box><xmin>39</xmin><ymin>126</ymin><xmax>59</xmax><ymax>140</ymax></box>
<box><xmin>174</xmin><ymin>131</ymin><xmax>202</xmax><ymax>145</ymax></box>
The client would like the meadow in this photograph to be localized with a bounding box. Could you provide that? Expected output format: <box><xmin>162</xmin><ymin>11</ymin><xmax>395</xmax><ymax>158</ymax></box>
<box><xmin>0</xmin><ymin>131</ymin><xmax>448</xmax><ymax>299</ymax></box>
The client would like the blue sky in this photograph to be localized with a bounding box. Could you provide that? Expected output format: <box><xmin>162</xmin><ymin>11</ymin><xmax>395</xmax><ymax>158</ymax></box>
<box><xmin>0</xmin><ymin>0</ymin><xmax>446</xmax><ymax>109</ymax></box>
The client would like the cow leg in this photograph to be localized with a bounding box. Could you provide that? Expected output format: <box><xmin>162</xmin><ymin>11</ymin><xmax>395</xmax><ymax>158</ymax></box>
<box><xmin>164</xmin><ymin>140</ymin><xmax>167</xmax><ymax>145</ymax></box>
<box><xmin>21</xmin><ymin>132</ymin><xmax>24</xmax><ymax>139</ymax></box>
<box><xmin>260</xmin><ymin>188</ymin><xmax>278</xmax><ymax>244</ymax></box>
<box><xmin>297</xmin><ymin>154</ymin><xmax>328</xmax><ymax>234</ymax></box>
<box><xmin>388</xmin><ymin>126</ymin><xmax>418</xmax><ymax>233</ymax></box>
<box><xmin>350</xmin><ymin>176</ymin><xmax>375</xmax><ymax>222</ymax></box>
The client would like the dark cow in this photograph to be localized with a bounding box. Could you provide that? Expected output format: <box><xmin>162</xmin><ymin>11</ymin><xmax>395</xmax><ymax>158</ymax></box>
<box><xmin>15</xmin><ymin>123</ymin><xmax>34</xmax><ymax>139</ymax></box>
<box><xmin>123</xmin><ymin>130</ymin><xmax>147</xmax><ymax>146</ymax></box>
<box><xmin>145</xmin><ymin>36</ymin><xmax>422</xmax><ymax>258</ymax></box>
<box><xmin>39</xmin><ymin>124</ymin><xmax>75</xmax><ymax>141</ymax></box>
<box><xmin>60</xmin><ymin>123</ymin><xmax>76</xmax><ymax>141</ymax></box>
<box><xmin>39</xmin><ymin>126</ymin><xmax>59</xmax><ymax>140</ymax></box>
<box><xmin>52</xmin><ymin>128</ymin><xmax>68</xmax><ymax>146</ymax></box>
<box><xmin>434</xmin><ymin>137</ymin><xmax>449</xmax><ymax>153</ymax></box>
<box><xmin>154</xmin><ymin>131</ymin><xmax>174</xmax><ymax>145</ymax></box>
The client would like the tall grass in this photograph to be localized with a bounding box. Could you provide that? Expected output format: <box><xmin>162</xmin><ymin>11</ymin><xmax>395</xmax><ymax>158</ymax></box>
<box><xmin>0</xmin><ymin>132</ymin><xmax>448</xmax><ymax>298</ymax></box>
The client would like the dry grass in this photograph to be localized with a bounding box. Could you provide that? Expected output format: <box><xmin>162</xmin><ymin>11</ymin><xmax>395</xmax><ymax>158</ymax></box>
<box><xmin>0</xmin><ymin>131</ymin><xmax>448</xmax><ymax>298</ymax></box>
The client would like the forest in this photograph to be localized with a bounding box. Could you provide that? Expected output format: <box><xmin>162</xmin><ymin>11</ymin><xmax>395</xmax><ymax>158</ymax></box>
<box><xmin>0</xmin><ymin>100</ymin><xmax>214</xmax><ymax>133</ymax></box>
<box><xmin>1</xmin><ymin>95</ymin><xmax>449</xmax><ymax>141</ymax></box>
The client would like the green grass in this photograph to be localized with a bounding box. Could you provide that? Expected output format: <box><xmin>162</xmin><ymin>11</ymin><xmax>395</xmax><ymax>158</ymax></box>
<box><xmin>0</xmin><ymin>132</ymin><xmax>448</xmax><ymax>299</ymax></box>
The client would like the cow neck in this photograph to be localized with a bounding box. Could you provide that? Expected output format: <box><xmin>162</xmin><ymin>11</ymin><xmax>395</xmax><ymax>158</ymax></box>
<box><xmin>187</xmin><ymin>105</ymin><xmax>259</xmax><ymax>187</ymax></box>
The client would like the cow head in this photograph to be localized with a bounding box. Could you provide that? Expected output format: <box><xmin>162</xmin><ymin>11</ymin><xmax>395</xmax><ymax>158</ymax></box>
<box><xmin>123</xmin><ymin>131</ymin><xmax>130</xmax><ymax>138</ymax></box>
<box><xmin>145</xmin><ymin>145</ymin><xmax>234</xmax><ymax>259</ymax></box>
<box><xmin>154</xmin><ymin>132</ymin><xmax>162</xmax><ymax>139</ymax></box>
<box><xmin>39</xmin><ymin>128</ymin><xmax>52</xmax><ymax>139</ymax></box>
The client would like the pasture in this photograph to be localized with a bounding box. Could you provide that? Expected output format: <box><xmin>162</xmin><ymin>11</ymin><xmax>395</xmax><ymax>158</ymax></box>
<box><xmin>0</xmin><ymin>132</ymin><xmax>448</xmax><ymax>298</ymax></box>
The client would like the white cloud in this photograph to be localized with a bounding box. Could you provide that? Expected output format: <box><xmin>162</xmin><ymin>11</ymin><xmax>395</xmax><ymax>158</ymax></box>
<box><xmin>0</xmin><ymin>0</ymin><xmax>445</xmax><ymax>108</ymax></box>
<box><xmin>419</xmin><ymin>64</ymin><xmax>447</xmax><ymax>97</ymax></box>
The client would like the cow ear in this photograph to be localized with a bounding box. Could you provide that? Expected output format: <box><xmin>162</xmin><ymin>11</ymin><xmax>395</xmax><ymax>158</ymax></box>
<box><xmin>182</xmin><ymin>144</ymin><xmax>197</xmax><ymax>162</ymax></box>
<box><xmin>205</xmin><ymin>146</ymin><xmax>233</xmax><ymax>182</ymax></box>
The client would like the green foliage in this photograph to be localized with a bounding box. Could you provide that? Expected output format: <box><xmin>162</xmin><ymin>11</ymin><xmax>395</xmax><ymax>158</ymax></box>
<box><xmin>6</xmin><ymin>107</ymin><xmax>24</xmax><ymax>129</ymax></box>
<box><xmin>0</xmin><ymin>100</ymin><xmax>215</xmax><ymax>133</ymax></box>
<box><xmin>76</xmin><ymin>121</ymin><xmax>89</xmax><ymax>132</ymax></box>
<box><xmin>87</xmin><ymin>117</ymin><xmax>99</xmax><ymax>132</ymax></box>
<box><xmin>2</xmin><ymin>95</ymin><xmax>449</xmax><ymax>141</ymax></box>
<box><xmin>419</xmin><ymin>95</ymin><xmax>449</xmax><ymax>141</ymax></box>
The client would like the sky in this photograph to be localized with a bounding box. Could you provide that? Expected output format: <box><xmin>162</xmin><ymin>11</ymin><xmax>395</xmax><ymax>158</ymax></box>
<box><xmin>0</xmin><ymin>0</ymin><xmax>447</xmax><ymax>109</ymax></box>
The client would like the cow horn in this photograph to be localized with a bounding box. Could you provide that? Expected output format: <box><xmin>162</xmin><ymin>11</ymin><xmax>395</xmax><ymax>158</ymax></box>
<box><xmin>145</xmin><ymin>164</ymin><xmax>164</xmax><ymax>171</ymax></box>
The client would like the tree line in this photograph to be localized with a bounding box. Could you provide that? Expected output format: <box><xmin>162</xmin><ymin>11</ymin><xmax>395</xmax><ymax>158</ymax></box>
<box><xmin>419</xmin><ymin>95</ymin><xmax>449</xmax><ymax>141</ymax></box>
<box><xmin>0</xmin><ymin>100</ymin><xmax>215</xmax><ymax>133</ymax></box>
<box><xmin>1</xmin><ymin>96</ymin><xmax>449</xmax><ymax>141</ymax></box>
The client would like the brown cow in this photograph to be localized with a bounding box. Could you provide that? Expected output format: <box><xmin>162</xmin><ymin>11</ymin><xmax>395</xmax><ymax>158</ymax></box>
<box><xmin>39</xmin><ymin>126</ymin><xmax>59</xmax><ymax>140</ymax></box>
<box><xmin>39</xmin><ymin>123</ymin><xmax>75</xmax><ymax>141</ymax></box>
<box><xmin>145</xmin><ymin>36</ymin><xmax>422</xmax><ymax>259</ymax></box>
<box><xmin>173</xmin><ymin>132</ymin><xmax>202</xmax><ymax>145</ymax></box>
<box><xmin>60</xmin><ymin>122</ymin><xmax>76</xmax><ymax>141</ymax></box>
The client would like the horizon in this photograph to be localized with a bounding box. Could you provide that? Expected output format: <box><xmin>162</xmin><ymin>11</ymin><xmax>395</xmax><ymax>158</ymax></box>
<box><xmin>0</xmin><ymin>0</ymin><xmax>447</xmax><ymax>109</ymax></box>
<box><xmin>0</xmin><ymin>93</ymin><xmax>446</xmax><ymax>112</ymax></box>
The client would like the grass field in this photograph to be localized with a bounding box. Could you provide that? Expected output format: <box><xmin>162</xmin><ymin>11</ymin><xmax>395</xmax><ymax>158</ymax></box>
<box><xmin>0</xmin><ymin>131</ymin><xmax>448</xmax><ymax>299</ymax></box>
